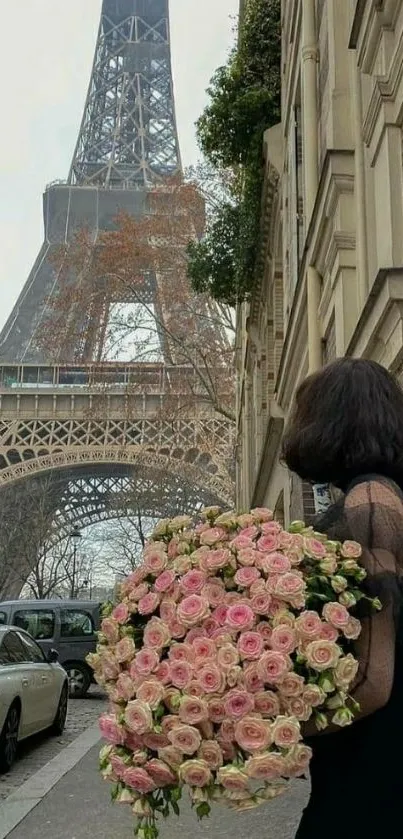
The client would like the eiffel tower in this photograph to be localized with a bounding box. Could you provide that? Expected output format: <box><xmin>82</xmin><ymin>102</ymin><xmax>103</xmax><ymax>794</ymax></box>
<box><xmin>0</xmin><ymin>0</ymin><xmax>234</xmax><ymax>597</ymax></box>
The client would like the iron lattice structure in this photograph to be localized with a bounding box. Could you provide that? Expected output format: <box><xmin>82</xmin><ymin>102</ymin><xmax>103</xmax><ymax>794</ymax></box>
<box><xmin>69</xmin><ymin>0</ymin><xmax>181</xmax><ymax>188</ymax></box>
<box><xmin>0</xmin><ymin>0</ymin><xmax>234</xmax><ymax>597</ymax></box>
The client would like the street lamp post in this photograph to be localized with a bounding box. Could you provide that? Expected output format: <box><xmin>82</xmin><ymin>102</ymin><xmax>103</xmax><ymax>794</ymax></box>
<box><xmin>70</xmin><ymin>527</ymin><xmax>82</xmax><ymax>598</ymax></box>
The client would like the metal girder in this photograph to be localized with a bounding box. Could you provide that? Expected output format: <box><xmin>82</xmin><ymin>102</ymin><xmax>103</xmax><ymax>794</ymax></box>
<box><xmin>69</xmin><ymin>0</ymin><xmax>181</xmax><ymax>187</ymax></box>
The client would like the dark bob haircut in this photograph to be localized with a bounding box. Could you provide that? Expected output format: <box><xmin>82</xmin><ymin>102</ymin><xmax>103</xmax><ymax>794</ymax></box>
<box><xmin>281</xmin><ymin>358</ymin><xmax>403</xmax><ymax>490</ymax></box>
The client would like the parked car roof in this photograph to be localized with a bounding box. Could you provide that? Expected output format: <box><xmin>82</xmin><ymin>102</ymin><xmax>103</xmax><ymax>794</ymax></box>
<box><xmin>0</xmin><ymin>599</ymin><xmax>101</xmax><ymax>608</ymax></box>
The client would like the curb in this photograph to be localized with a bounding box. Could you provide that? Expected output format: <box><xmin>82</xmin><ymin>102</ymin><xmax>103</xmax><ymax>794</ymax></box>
<box><xmin>0</xmin><ymin>724</ymin><xmax>101</xmax><ymax>839</ymax></box>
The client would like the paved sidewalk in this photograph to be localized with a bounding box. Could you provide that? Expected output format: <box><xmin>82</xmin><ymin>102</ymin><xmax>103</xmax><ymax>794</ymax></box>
<box><xmin>4</xmin><ymin>740</ymin><xmax>309</xmax><ymax>839</ymax></box>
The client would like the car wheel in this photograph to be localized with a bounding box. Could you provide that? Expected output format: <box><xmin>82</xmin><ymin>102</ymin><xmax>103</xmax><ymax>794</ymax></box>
<box><xmin>0</xmin><ymin>704</ymin><xmax>20</xmax><ymax>773</ymax></box>
<box><xmin>65</xmin><ymin>663</ymin><xmax>91</xmax><ymax>698</ymax></box>
<box><xmin>50</xmin><ymin>683</ymin><xmax>68</xmax><ymax>736</ymax></box>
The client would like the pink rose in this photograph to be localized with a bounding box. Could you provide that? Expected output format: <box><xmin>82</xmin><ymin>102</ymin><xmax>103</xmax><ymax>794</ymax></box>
<box><xmin>257</xmin><ymin>534</ymin><xmax>279</xmax><ymax>553</ymax></box>
<box><xmin>251</xmin><ymin>592</ymin><xmax>272</xmax><ymax>615</ymax></box>
<box><xmin>146</xmin><ymin>759</ymin><xmax>177</xmax><ymax>787</ymax></box>
<box><xmin>304</xmin><ymin>538</ymin><xmax>327</xmax><ymax>559</ymax></box>
<box><xmin>143</xmin><ymin>618</ymin><xmax>171</xmax><ymax>650</ymax></box>
<box><xmin>208</xmin><ymin>696</ymin><xmax>226</xmax><ymax>722</ymax></box>
<box><xmin>185</xmin><ymin>627</ymin><xmax>208</xmax><ymax>642</ymax></box>
<box><xmin>283</xmin><ymin>697</ymin><xmax>311</xmax><ymax>721</ymax></box>
<box><xmin>173</xmin><ymin>556</ymin><xmax>192</xmax><ymax>575</ymax></box>
<box><xmin>112</xmin><ymin>603</ymin><xmax>129</xmax><ymax>624</ymax></box>
<box><xmin>99</xmin><ymin>650</ymin><xmax>120</xmax><ymax>681</ymax></box>
<box><xmin>168</xmin><ymin>643</ymin><xmax>195</xmax><ymax>663</ymax></box>
<box><xmin>177</xmin><ymin>595</ymin><xmax>210</xmax><ymax>627</ymax></box>
<box><xmin>287</xmin><ymin>743</ymin><xmax>312</xmax><ymax>777</ymax></box>
<box><xmin>322</xmin><ymin>602</ymin><xmax>350</xmax><ymax>629</ymax></box>
<box><xmin>180</xmin><ymin>759</ymin><xmax>212</xmax><ymax>787</ymax></box>
<box><xmin>161</xmin><ymin>715</ymin><xmax>181</xmax><ymax>735</ymax></box>
<box><xmin>205</xmin><ymin>548</ymin><xmax>232</xmax><ymax>571</ymax></box>
<box><xmin>169</xmin><ymin>660</ymin><xmax>193</xmax><ymax>690</ymax></box>
<box><xmin>124</xmin><ymin>730</ymin><xmax>143</xmax><ymax>751</ymax></box>
<box><xmin>125</xmin><ymin>700</ymin><xmax>153</xmax><ymax>734</ymax></box>
<box><xmin>101</xmin><ymin>618</ymin><xmax>120</xmax><ymax>644</ymax></box>
<box><xmin>212</xmin><ymin>604</ymin><xmax>229</xmax><ymax>625</ymax></box>
<box><xmin>198</xmin><ymin>663</ymin><xmax>225</xmax><ymax>694</ymax></box>
<box><xmin>261</xmin><ymin>520</ymin><xmax>281</xmax><ymax>534</ymax></box>
<box><xmin>192</xmin><ymin>637</ymin><xmax>216</xmax><ymax>659</ymax></box>
<box><xmin>158</xmin><ymin>746</ymin><xmax>183</xmax><ymax>769</ymax></box>
<box><xmin>217</xmin><ymin>766</ymin><xmax>249</xmax><ymax>791</ymax></box>
<box><xmin>251</xmin><ymin>507</ymin><xmax>274</xmax><ymax>523</ymax></box>
<box><xmin>320</xmin><ymin>622</ymin><xmax>339</xmax><ymax>642</ymax></box>
<box><xmin>260</xmin><ymin>552</ymin><xmax>292</xmax><ymax>575</ymax></box>
<box><xmin>135</xmin><ymin>648</ymin><xmax>160</xmax><ymax>676</ymax></box>
<box><xmin>295</xmin><ymin>610</ymin><xmax>323</xmax><ymax>639</ymax></box>
<box><xmin>226</xmin><ymin>603</ymin><xmax>255</xmax><ymax>631</ymax></box>
<box><xmin>136</xmin><ymin>679</ymin><xmax>165</xmax><ymax>709</ymax></box>
<box><xmin>168</xmin><ymin>724</ymin><xmax>202</xmax><ymax>755</ymax></box>
<box><xmin>240</xmin><ymin>525</ymin><xmax>260</xmax><ymax>540</ymax></box>
<box><xmin>230</xmin><ymin>535</ymin><xmax>255</xmax><ymax>551</ymax></box>
<box><xmin>143</xmin><ymin>547</ymin><xmax>168</xmax><ymax>575</ymax></box>
<box><xmin>142</xmin><ymin>731</ymin><xmax>170</xmax><ymax>750</ymax></box>
<box><xmin>179</xmin><ymin>695</ymin><xmax>209</xmax><ymax>725</ymax></box>
<box><xmin>234</xmin><ymin>566</ymin><xmax>260</xmax><ymax>587</ymax></box>
<box><xmin>341</xmin><ymin>540</ymin><xmax>362</xmax><ymax>559</ymax></box>
<box><xmin>237</xmin><ymin>631</ymin><xmax>264</xmax><ymax>661</ymax></box>
<box><xmin>254</xmin><ymin>690</ymin><xmax>280</xmax><ymax>717</ymax></box>
<box><xmin>154</xmin><ymin>569</ymin><xmax>176</xmax><ymax>593</ymax></box>
<box><xmin>274</xmin><ymin>573</ymin><xmax>306</xmax><ymax>603</ymax></box>
<box><xmin>187</xmin><ymin>679</ymin><xmax>204</xmax><ymax>697</ymax></box>
<box><xmin>302</xmin><ymin>684</ymin><xmax>326</xmax><ymax>707</ymax></box>
<box><xmin>270</xmin><ymin>626</ymin><xmax>297</xmax><ymax>655</ymax></box>
<box><xmin>159</xmin><ymin>598</ymin><xmax>176</xmax><ymax>622</ymax></box>
<box><xmin>200</xmin><ymin>527</ymin><xmax>227</xmax><ymax>546</ymax></box>
<box><xmin>99</xmin><ymin>713</ymin><xmax>125</xmax><ymax>745</ymax></box>
<box><xmin>237</xmin><ymin>548</ymin><xmax>258</xmax><ymax>566</ymax></box>
<box><xmin>343</xmin><ymin>616</ymin><xmax>362</xmax><ymax>640</ymax></box>
<box><xmin>245</xmin><ymin>752</ymin><xmax>286</xmax><ymax>781</ymax></box>
<box><xmin>305</xmin><ymin>640</ymin><xmax>341</xmax><ymax>671</ymax></box>
<box><xmin>180</xmin><ymin>569</ymin><xmax>207</xmax><ymax>595</ymax></box>
<box><xmin>256</xmin><ymin>621</ymin><xmax>273</xmax><ymax>644</ymax></box>
<box><xmin>217</xmin><ymin>643</ymin><xmax>239</xmax><ymax>669</ymax></box>
<box><xmin>129</xmin><ymin>583</ymin><xmax>149</xmax><ymax>601</ymax></box>
<box><xmin>138</xmin><ymin>592</ymin><xmax>160</xmax><ymax>616</ymax></box>
<box><xmin>279</xmin><ymin>673</ymin><xmax>305</xmax><ymax>698</ymax></box>
<box><xmin>123</xmin><ymin>766</ymin><xmax>156</xmax><ymax>794</ymax></box>
<box><xmin>202</xmin><ymin>581</ymin><xmax>225</xmax><ymax>607</ymax></box>
<box><xmin>243</xmin><ymin>662</ymin><xmax>264</xmax><ymax>693</ymax></box>
<box><xmin>234</xmin><ymin>716</ymin><xmax>272</xmax><ymax>752</ymax></box>
<box><xmin>115</xmin><ymin>673</ymin><xmax>136</xmax><ymax>702</ymax></box>
<box><xmin>125</xmin><ymin>567</ymin><xmax>147</xmax><ymax>587</ymax></box>
<box><xmin>169</xmin><ymin>619</ymin><xmax>187</xmax><ymax>639</ymax></box>
<box><xmin>272</xmin><ymin>715</ymin><xmax>301</xmax><ymax>748</ymax></box>
<box><xmin>110</xmin><ymin>754</ymin><xmax>127</xmax><ymax>780</ymax></box>
<box><xmin>334</xmin><ymin>654</ymin><xmax>359</xmax><ymax>688</ymax></box>
<box><xmin>257</xmin><ymin>651</ymin><xmax>291</xmax><ymax>684</ymax></box>
<box><xmin>115</xmin><ymin>636</ymin><xmax>136</xmax><ymax>663</ymax></box>
<box><xmin>224</xmin><ymin>689</ymin><xmax>255</xmax><ymax>719</ymax></box>
<box><xmin>198</xmin><ymin>740</ymin><xmax>223</xmax><ymax>770</ymax></box>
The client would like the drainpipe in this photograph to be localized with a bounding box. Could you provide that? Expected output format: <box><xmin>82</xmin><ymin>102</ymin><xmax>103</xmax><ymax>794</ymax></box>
<box><xmin>350</xmin><ymin>54</ymin><xmax>368</xmax><ymax>308</ymax></box>
<box><xmin>302</xmin><ymin>0</ymin><xmax>322</xmax><ymax>374</ymax></box>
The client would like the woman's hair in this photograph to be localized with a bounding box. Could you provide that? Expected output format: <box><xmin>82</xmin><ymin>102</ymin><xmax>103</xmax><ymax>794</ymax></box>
<box><xmin>281</xmin><ymin>358</ymin><xmax>403</xmax><ymax>489</ymax></box>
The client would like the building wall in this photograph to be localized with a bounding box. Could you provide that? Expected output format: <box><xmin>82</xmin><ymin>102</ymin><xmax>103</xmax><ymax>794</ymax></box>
<box><xmin>236</xmin><ymin>0</ymin><xmax>403</xmax><ymax>522</ymax></box>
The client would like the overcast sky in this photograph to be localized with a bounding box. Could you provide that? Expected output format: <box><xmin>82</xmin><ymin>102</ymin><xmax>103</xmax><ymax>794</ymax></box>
<box><xmin>0</xmin><ymin>0</ymin><xmax>238</xmax><ymax>332</ymax></box>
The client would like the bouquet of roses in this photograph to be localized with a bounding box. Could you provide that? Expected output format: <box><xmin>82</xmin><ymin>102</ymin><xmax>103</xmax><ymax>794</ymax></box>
<box><xmin>88</xmin><ymin>507</ymin><xmax>380</xmax><ymax>839</ymax></box>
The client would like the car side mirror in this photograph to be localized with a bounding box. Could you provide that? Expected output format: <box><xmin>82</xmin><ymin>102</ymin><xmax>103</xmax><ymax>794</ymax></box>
<box><xmin>47</xmin><ymin>649</ymin><xmax>59</xmax><ymax>663</ymax></box>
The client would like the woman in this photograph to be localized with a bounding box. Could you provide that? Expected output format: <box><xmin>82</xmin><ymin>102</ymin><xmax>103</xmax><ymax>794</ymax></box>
<box><xmin>282</xmin><ymin>357</ymin><xmax>403</xmax><ymax>838</ymax></box>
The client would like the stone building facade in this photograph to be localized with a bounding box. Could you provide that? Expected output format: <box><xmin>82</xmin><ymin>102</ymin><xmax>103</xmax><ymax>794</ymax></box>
<box><xmin>236</xmin><ymin>0</ymin><xmax>403</xmax><ymax>522</ymax></box>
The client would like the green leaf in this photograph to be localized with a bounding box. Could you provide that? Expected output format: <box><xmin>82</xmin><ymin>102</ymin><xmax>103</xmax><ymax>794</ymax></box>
<box><xmin>196</xmin><ymin>803</ymin><xmax>211</xmax><ymax>820</ymax></box>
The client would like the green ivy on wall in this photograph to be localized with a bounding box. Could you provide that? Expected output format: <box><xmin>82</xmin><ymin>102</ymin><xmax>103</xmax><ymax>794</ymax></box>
<box><xmin>187</xmin><ymin>0</ymin><xmax>281</xmax><ymax>304</ymax></box>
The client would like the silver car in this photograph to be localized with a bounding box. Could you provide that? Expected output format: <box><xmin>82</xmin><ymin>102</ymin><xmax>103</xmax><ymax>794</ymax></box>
<box><xmin>0</xmin><ymin>626</ymin><xmax>68</xmax><ymax>772</ymax></box>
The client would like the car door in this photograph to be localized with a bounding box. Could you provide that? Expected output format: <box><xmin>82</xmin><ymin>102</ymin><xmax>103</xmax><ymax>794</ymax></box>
<box><xmin>0</xmin><ymin>631</ymin><xmax>39</xmax><ymax>738</ymax></box>
<box><xmin>15</xmin><ymin>631</ymin><xmax>59</xmax><ymax>727</ymax></box>
<box><xmin>58</xmin><ymin>607</ymin><xmax>97</xmax><ymax>664</ymax></box>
